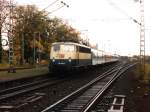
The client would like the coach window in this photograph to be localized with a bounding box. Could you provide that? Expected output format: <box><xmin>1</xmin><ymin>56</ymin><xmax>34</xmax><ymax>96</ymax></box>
<box><xmin>79</xmin><ymin>46</ymin><xmax>91</xmax><ymax>53</ymax></box>
<box><xmin>53</xmin><ymin>44</ymin><xmax>60</xmax><ymax>51</ymax></box>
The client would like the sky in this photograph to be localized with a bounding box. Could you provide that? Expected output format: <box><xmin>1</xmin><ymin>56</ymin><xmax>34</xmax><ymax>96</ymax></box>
<box><xmin>14</xmin><ymin>0</ymin><xmax>150</xmax><ymax>56</ymax></box>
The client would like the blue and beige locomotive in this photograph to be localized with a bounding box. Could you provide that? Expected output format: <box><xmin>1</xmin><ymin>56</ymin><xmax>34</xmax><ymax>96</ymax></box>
<box><xmin>49</xmin><ymin>42</ymin><xmax>118</xmax><ymax>72</ymax></box>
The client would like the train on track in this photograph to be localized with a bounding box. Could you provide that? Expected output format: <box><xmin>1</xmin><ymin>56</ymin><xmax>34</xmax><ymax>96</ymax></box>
<box><xmin>49</xmin><ymin>42</ymin><xmax>119</xmax><ymax>72</ymax></box>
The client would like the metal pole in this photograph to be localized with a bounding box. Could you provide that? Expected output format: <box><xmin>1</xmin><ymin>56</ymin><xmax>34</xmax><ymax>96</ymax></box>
<box><xmin>21</xmin><ymin>33</ymin><xmax>24</xmax><ymax>65</ymax></box>
<box><xmin>33</xmin><ymin>33</ymin><xmax>36</xmax><ymax>65</ymax></box>
<box><xmin>38</xmin><ymin>32</ymin><xmax>40</xmax><ymax>65</ymax></box>
<box><xmin>8</xmin><ymin>0</ymin><xmax>15</xmax><ymax>73</ymax></box>
<box><xmin>140</xmin><ymin>0</ymin><xmax>145</xmax><ymax>74</ymax></box>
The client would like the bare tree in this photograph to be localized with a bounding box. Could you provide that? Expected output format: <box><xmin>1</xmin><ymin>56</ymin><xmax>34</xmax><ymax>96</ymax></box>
<box><xmin>0</xmin><ymin>0</ymin><xmax>10</xmax><ymax>63</ymax></box>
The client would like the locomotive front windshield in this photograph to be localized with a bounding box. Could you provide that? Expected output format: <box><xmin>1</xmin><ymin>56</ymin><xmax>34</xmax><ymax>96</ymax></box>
<box><xmin>53</xmin><ymin>44</ymin><xmax>60</xmax><ymax>51</ymax></box>
<box><xmin>62</xmin><ymin>45</ymin><xmax>75</xmax><ymax>52</ymax></box>
<box><xmin>52</xmin><ymin>44</ymin><xmax>76</xmax><ymax>52</ymax></box>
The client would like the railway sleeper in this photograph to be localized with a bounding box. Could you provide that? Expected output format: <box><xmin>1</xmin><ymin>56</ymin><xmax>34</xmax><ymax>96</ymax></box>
<box><xmin>0</xmin><ymin>93</ymin><xmax>46</xmax><ymax>112</ymax></box>
<box><xmin>63</xmin><ymin>106</ymin><xmax>83</xmax><ymax>110</ymax></box>
<box><xmin>61</xmin><ymin>110</ymin><xmax>79</xmax><ymax>112</ymax></box>
<box><xmin>87</xmin><ymin>88</ymin><xmax>101</xmax><ymax>92</ymax></box>
<box><xmin>0</xmin><ymin>105</ymin><xmax>15</xmax><ymax>112</ymax></box>
<box><xmin>84</xmin><ymin>90</ymin><xmax>99</xmax><ymax>93</ymax></box>
<box><xmin>79</xmin><ymin>96</ymin><xmax>94</xmax><ymax>99</ymax></box>
<box><xmin>0</xmin><ymin>103</ymin><xmax>29</xmax><ymax>112</ymax></box>
<box><xmin>82</xmin><ymin>94</ymin><xmax>96</xmax><ymax>96</ymax></box>
<box><xmin>26</xmin><ymin>96</ymin><xmax>43</xmax><ymax>103</ymax></box>
<box><xmin>65</xmin><ymin>105</ymin><xmax>84</xmax><ymax>108</ymax></box>
<box><xmin>95</xmin><ymin>109</ymin><xmax>105</xmax><ymax>112</ymax></box>
<box><xmin>65</xmin><ymin>102</ymin><xmax>85</xmax><ymax>106</ymax></box>
<box><xmin>71</xmin><ymin>99</ymin><xmax>89</xmax><ymax>103</ymax></box>
<box><xmin>15</xmin><ymin>103</ymin><xmax>29</xmax><ymax>112</ymax></box>
<box><xmin>85</xmin><ymin>88</ymin><xmax>102</xmax><ymax>94</ymax></box>
<box><xmin>70</xmin><ymin>102</ymin><xmax>87</xmax><ymax>106</ymax></box>
<box><xmin>83</xmin><ymin>91</ymin><xmax>98</xmax><ymax>94</ymax></box>
<box><xmin>92</xmin><ymin>85</ymin><xmax>105</xmax><ymax>88</ymax></box>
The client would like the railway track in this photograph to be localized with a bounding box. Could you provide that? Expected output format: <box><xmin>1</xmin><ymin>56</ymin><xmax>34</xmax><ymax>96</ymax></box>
<box><xmin>0</xmin><ymin>74</ymin><xmax>50</xmax><ymax>90</ymax></box>
<box><xmin>42</xmin><ymin>62</ymin><xmax>136</xmax><ymax>112</ymax></box>
<box><xmin>0</xmin><ymin>63</ymin><xmax>117</xmax><ymax>103</ymax></box>
<box><xmin>0</xmin><ymin>77</ymin><xmax>67</xmax><ymax>102</ymax></box>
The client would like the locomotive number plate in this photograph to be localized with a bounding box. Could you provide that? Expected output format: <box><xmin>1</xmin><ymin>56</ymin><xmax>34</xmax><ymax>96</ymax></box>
<box><xmin>56</xmin><ymin>54</ymin><xmax>65</xmax><ymax>58</ymax></box>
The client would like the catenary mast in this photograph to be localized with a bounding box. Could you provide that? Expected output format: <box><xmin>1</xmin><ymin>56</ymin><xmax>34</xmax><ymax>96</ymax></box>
<box><xmin>139</xmin><ymin>0</ymin><xmax>145</xmax><ymax>73</ymax></box>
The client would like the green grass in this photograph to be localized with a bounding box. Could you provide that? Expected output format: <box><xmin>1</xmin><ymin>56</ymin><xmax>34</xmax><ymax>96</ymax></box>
<box><xmin>0</xmin><ymin>63</ymin><xmax>9</xmax><ymax>69</ymax></box>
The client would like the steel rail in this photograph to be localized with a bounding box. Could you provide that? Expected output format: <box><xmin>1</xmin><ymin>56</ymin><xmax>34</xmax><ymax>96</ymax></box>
<box><xmin>82</xmin><ymin>63</ymin><xmax>137</xmax><ymax>112</ymax></box>
<box><xmin>42</xmin><ymin>63</ymin><xmax>125</xmax><ymax>112</ymax></box>
<box><xmin>0</xmin><ymin>78</ymin><xmax>50</xmax><ymax>95</ymax></box>
<box><xmin>0</xmin><ymin>78</ymin><xmax>67</xmax><ymax>101</ymax></box>
<box><xmin>0</xmin><ymin>63</ymin><xmax>121</xmax><ymax>102</ymax></box>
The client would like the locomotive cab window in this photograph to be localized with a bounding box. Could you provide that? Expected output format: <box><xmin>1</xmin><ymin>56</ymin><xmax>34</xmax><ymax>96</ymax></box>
<box><xmin>52</xmin><ymin>44</ymin><xmax>76</xmax><ymax>52</ymax></box>
<box><xmin>63</xmin><ymin>45</ymin><xmax>76</xmax><ymax>52</ymax></box>
<box><xmin>53</xmin><ymin>44</ymin><xmax>60</xmax><ymax>51</ymax></box>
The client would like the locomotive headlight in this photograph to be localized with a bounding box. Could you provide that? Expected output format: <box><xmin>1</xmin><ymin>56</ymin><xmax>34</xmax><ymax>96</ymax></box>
<box><xmin>69</xmin><ymin>57</ymin><xmax>71</xmax><ymax>62</ymax></box>
<box><xmin>52</xmin><ymin>57</ymin><xmax>55</xmax><ymax>62</ymax></box>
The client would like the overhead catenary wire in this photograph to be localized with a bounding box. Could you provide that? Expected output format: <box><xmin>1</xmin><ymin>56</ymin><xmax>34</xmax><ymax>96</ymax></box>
<box><xmin>106</xmin><ymin>0</ymin><xmax>141</xmax><ymax>25</ymax></box>
<box><xmin>41</xmin><ymin>0</ymin><xmax>59</xmax><ymax>11</ymax></box>
<box><xmin>44</xmin><ymin>1</ymin><xmax>69</xmax><ymax>16</ymax></box>
<box><xmin>106</xmin><ymin>0</ymin><xmax>145</xmax><ymax>71</ymax></box>
<box><xmin>45</xmin><ymin>5</ymin><xmax>64</xmax><ymax>16</ymax></box>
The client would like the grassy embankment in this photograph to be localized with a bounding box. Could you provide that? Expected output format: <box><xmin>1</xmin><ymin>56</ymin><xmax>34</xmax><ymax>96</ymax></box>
<box><xmin>134</xmin><ymin>64</ymin><xmax>150</xmax><ymax>84</ymax></box>
<box><xmin>0</xmin><ymin>63</ymin><xmax>9</xmax><ymax>69</ymax></box>
<box><xmin>0</xmin><ymin>61</ymin><xmax>49</xmax><ymax>80</ymax></box>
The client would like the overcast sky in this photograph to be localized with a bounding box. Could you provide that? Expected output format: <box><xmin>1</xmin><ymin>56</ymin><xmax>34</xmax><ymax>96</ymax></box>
<box><xmin>14</xmin><ymin>0</ymin><xmax>150</xmax><ymax>56</ymax></box>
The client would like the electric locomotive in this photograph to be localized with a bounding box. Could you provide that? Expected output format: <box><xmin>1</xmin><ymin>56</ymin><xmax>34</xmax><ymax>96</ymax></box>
<box><xmin>49</xmin><ymin>42</ymin><xmax>92</xmax><ymax>72</ymax></box>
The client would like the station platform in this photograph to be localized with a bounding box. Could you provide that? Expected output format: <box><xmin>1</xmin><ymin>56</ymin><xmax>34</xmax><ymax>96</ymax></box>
<box><xmin>0</xmin><ymin>66</ymin><xmax>49</xmax><ymax>82</ymax></box>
